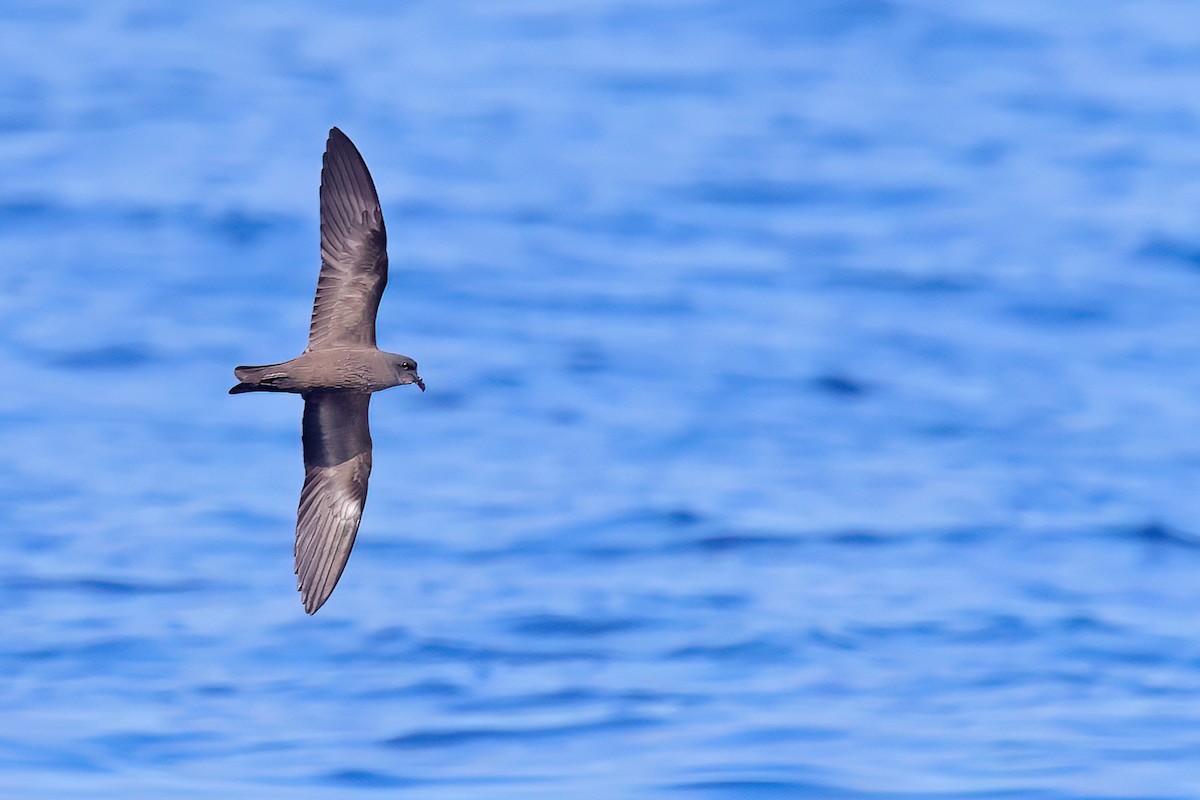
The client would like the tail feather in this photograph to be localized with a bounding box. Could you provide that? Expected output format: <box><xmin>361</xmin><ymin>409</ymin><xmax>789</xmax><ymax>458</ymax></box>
<box><xmin>229</xmin><ymin>363</ymin><xmax>287</xmax><ymax>395</ymax></box>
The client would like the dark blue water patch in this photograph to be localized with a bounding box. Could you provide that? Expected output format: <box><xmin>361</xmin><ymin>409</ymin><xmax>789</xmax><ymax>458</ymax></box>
<box><xmin>715</xmin><ymin>0</ymin><xmax>899</xmax><ymax>43</ymax></box>
<box><xmin>937</xmin><ymin>617</ymin><xmax>1039</xmax><ymax>647</ymax></box>
<box><xmin>551</xmin><ymin>209</ymin><xmax>708</xmax><ymax>243</ymax></box>
<box><xmin>668</xmin><ymin>637</ymin><xmax>796</xmax><ymax>664</ymax></box>
<box><xmin>1053</xmin><ymin>615</ymin><xmax>1123</xmax><ymax>636</ymax></box>
<box><xmin>15</xmin><ymin>637</ymin><xmax>172</xmax><ymax>670</ymax></box>
<box><xmin>845</xmin><ymin>615</ymin><xmax>1046</xmax><ymax>649</ymax></box>
<box><xmin>1064</xmin><ymin>645</ymin><xmax>1175</xmax><ymax>669</ymax></box>
<box><xmin>546</xmin><ymin>406</ymin><xmax>584</xmax><ymax>425</ymax></box>
<box><xmin>424</xmin><ymin>387</ymin><xmax>467</xmax><ymax>410</ymax></box>
<box><xmin>382</xmin><ymin>716</ymin><xmax>659</xmax><ymax>750</ymax></box>
<box><xmin>508</xmin><ymin>205</ymin><xmax>556</xmax><ymax>226</ymax></box>
<box><xmin>811</xmin><ymin>373</ymin><xmax>871</xmax><ymax>398</ymax></box>
<box><xmin>806</xmin><ymin>627</ymin><xmax>860</xmax><ymax>651</ymax></box>
<box><xmin>0</xmin><ymin>739</ymin><xmax>105</xmax><ymax>773</ymax></box>
<box><xmin>322</xmin><ymin>769</ymin><xmax>424</xmax><ymax>789</ymax></box>
<box><xmin>1134</xmin><ymin>235</ymin><xmax>1200</xmax><ymax>270</ymax></box>
<box><xmin>490</xmin><ymin>8</ymin><xmax>572</xmax><ymax>40</ymax></box>
<box><xmin>121</xmin><ymin>4</ymin><xmax>193</xmax><ymax>31</ymax></box>
<box><xmin>1019</xmin><ymin>579</ymin><xmax>1092</xmax><ymax>605</ymax></box>
<box><xmin>936</xmin><ymin>525</ymin><xmax>1008</xmax><ymax>546</ymax></box>
<box><xmin>364</xmin><ymin>625</ymin><xmax>411</xmax><ymax>644</ymax></box>
<box><xmin>565</xmin><ymin>341</ymin><xmax>608</xmax><ymax>375</ymax></box>
<box><xmin>682</xmin><ymin>180</ymin><xmax>805</xmax><ymax>208</ymax></box>
<box><xmin>0</xmin><ymin>2</ymin><xmax>84</xmax><ymax>23</ymax></box>
<box><xmin>206</xmin><ymin>208</ymin><xmax>297</xmax><ymax>248</ymax></box>
<box><xmin>543</xmin><ymin>507</ymin><xmax>706</xmax><ymax>541</ymax></box>
<box><xmin>950</xmin><ymin>614</ymin><xmax>1038</xmax><ymax>646</ymax></box>
<box><xmin>37</xmin><ymin>343</ymin><xmax>157</xmax><ymax>371</ymax></box>
<box><xmin>0</xmin><ymin>199</ymin><xmax>299</xmax><ymax>249</ymax></box>
<box><xmin>0</xmin><ymin>465</ymin><xmax>78</xmax><ymax>507</ymax></box>
<box><xmin>1005</xmin><ymin>302</ymin><xmax>1110</xmax><ymax>326</ymax></box>
<box><xmin>811</xmin><ymin>125</ymin><xmax>875</xmax><ymax>153</ymax></box>
<box><xmin>573</xmin><ymin>542</ymin><xmax>659</xmax><ymax>562</ymax></box>
<box><xmin>1070</xmin><ymin>145</ymin><xmax>1145</xmax><ymax>178</ymax></box>
<box><xmin>685</xmin><ymin>180</ymin><xmax>947</xmax><ymax>209</ymax></box>
<box><xmin>1116</xmin><ymin>521</ymin><xmax>1200</xmax><ymax>550</ymax></box>
<box><xmin>441</xmin><ymin>107</ymin><xmax>522</xmax><ymax>142</ymax></box>
<box><xmin>0</xmin><ymin>197</ymin><xmax>64</xmax><ymax>231</ymax></box>
<box><xmin>825</xmin><ymin>529</ymin><xmax>900</xmax><ymax>547</ymax></box>
<box><xmin>845</xmin><ymin>620</ymin><xmax>943</xmax><ymax>643</ymax></box>
<box><xmin>718</xmin><ymin>725</ymin><xmax>843</xmax><ymax>746</ymax></box>
<box><xmin>917</xmin><ymin>16</ymin><xmax>1047</xmax><ymax>55</ymax></box>
<box><xmin>484</xmin><ymin>288</ymin><xmax>694</xmax><ymax>317</ymax></box>
<box><xmin>0</xmin><ymin>73</ymin><xmax>49</xmax><ymax>133</ymax></box>
<box><xmin>1007</xmin><ymin>92</ymin><xmax>1123</xmax><ymax>128</ymax></box>
<box><xmin>681</xmin><ymin>533</ymin><xmax>804</xmax><ymax>554</ymax></box>
<box><xmin>355</xmin><ymin>679</ymin><xmax>465</xmax><ymax>701</ymax></box>
<box><xmin>451</xmin><ymin>687</ymin><xmax>602</xmax><ymax>712</ymax></box>
<box><xmin>663</xmin><ymin>508</ymin><xmax>704</xmax><ymax>527</ymax></box>
<box><xmin>665</xmin><ymin>779</ymin><xmax>859</xmax><ymax>799</ymax></box>
<box><xmin>4</xmin><ymin>575</ymin><xmax>208</xmax><ymax>596</ymax></box>
<box><xmin>915</xmin><ymin>421</ymin><xmax>974</xmax><ymax>440</ymax></box>
<box><xmin>412</xmin><ymin>638</ymin><xmax>609</xmax><ymax>665</ymax></box>
<box><xmin>81</xmin><ymin>66</ymin><xmax>217</xmax><ymax>127</ymax></box>
<box><xmin>264</xmin><ymin>29</ymin><xmax>342</xmax><ymax>88</ymax></box>
<box><xmin>388</xmin><ymin>198</ymin><xmax>457</xmax><ymax>221</ymax></box>
<box><xmin>476</xmin><ymin>368</ymin><xmax>527</xmax><ymax>389</ymax></box>
<box><xmin>596</xmin><ymin>71</ymin><xmax>730</xmax><ymax>98</ymax></box>
<box><xmin>452</xmin><ymin>687</ymin><xmax>704</xmax><ymax>714</ymax></box>
<box><xmin>685</xmin><ymin>180</ymin><xmax>827</xmax><ymax>207</ymax></box>
<box><xmin>821</xmin><ymin>268</ymin><xmax>980</xmax><ymax>295</ymax></box>
<box><xmin>667</xmin><ymin>782</ymin><xmax>1110</xmax><ymax>800</ymax></box>
<box><xmin>505</xmin><ymin>613</ymin><xmax>648</xmax><ymax>638</ymax></box>
<box><xmin>959</xmin><ymin>139</ymin><xmax>1010</xmax><ymax>168</ymax></box>
<box><xmin>565</xmin><ymin>522</ymin><xmax>909</xmax><ymax>560</ymax></box>
<box><xmin>89</xmin><ymin>731</ymin><xmax>221</xmax><ymax>766</ymax></box>
<box><xmin>199</xmin><ymin>506</ymin><xmax>289</xmax><ymax>530</ymax></box>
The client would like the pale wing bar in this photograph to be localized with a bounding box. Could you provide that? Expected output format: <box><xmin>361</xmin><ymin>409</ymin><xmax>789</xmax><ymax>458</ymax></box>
<box><xmin>308</xmin><ymin>127</ymin><xmax>389</xmax><ymax>351</ymax></box>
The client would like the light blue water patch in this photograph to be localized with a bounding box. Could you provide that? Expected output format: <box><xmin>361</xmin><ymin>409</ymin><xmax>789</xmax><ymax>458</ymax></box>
<box><xmin>2</xmin><ymin>1</ymin><xmax>1200</xmax><ymax>798</ymax></box>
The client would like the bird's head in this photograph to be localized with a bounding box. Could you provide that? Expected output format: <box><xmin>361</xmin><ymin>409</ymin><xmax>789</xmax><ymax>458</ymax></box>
<box><xmin>391</xmin><ymin>355</ymin><xmax>425</xmax><ymax>391</ymax></box>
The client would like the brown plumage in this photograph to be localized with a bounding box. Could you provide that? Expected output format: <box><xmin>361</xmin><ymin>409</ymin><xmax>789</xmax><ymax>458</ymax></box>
<box><xmin>231</xmin><ymin>128</ymin><xmax>424</xmax><ymax>614</ymax></box>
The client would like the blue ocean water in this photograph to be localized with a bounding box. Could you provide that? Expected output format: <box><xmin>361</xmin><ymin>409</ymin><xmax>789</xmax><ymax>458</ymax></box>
<box><xmin>4</xmin><ymin>1</ymin><xmax>1200</xmax><ymax>797</ymax></box>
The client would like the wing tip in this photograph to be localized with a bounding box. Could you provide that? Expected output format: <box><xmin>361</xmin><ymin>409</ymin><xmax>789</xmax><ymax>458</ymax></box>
<box><xmin>297</xmin><ymin>564</ymin><xmax>337</xmax><ymax>614</ymax></box>
<box><xmin>301</xmin><ymin>588</ymin><xmax>329</xmax><ymax>614</ymax></box>
<box><xmin>296</xmin><ymin>556</ymin><xmax>338</xmax><ymax>614</ymax></box>
<box><xmin>320</xmin><ymin>125</ymin><xmax>381</xmax><ymax>215</ymax></box>
<box><xmin>325</xmin><ymin>126</ymin><xmax>359</xmax><ymax>159</ymax></box>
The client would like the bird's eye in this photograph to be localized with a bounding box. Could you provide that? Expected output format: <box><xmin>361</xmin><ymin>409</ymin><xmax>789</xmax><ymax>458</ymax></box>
<box><xmin>401</xmin><ymin>361</ymin><xmax>412</xmax><ymax>370</ymax></box>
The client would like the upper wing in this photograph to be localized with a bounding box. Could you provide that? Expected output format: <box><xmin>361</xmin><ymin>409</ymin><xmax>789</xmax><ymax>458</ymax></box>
<box><xmin>308</xmin><ymin>127</ymin><xmax>388</xmax><ymax>351</ymax></box>
<box><xmin>296</xmin><ymin>392</ymin><xmax>373</xmax><ymax>613</ymax></box>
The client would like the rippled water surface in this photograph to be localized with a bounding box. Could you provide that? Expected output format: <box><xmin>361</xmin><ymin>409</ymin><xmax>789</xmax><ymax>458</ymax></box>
<box><xmin>5</xmin><ymin>2</ymin><xmax>1200</xmax><ymax>798</ymax></box>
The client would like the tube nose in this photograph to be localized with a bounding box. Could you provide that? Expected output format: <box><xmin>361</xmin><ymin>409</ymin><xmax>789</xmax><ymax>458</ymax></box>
<box><xmin>415</xmin><ymin>374</ymin><xmax>426</xmax><ymax>392</ymax></box>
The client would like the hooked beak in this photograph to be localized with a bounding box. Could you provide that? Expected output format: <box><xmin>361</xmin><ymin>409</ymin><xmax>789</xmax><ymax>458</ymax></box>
<box><xmin>414</xmin><ymin>374</ymin><xmax>425</xmax><ymax>392</ymax></box>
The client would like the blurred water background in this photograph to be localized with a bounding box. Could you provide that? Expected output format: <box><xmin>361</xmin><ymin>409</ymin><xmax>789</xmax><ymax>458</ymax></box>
<box><xmin>4</xmin><ymin>1</ymin><xmax>1200</xmax><ymax>797</ymax></box>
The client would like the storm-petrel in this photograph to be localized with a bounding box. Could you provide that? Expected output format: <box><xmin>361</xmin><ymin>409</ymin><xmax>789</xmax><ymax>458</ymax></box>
<box><xmin>230</xmin><ymin>127</ymin><xmax>424</xmax><ymax>614</ymax></box>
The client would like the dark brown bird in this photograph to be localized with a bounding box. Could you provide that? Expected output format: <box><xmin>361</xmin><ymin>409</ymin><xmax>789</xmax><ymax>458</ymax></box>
<box><xmin>230</xmin><ymin>127</ymin><xmax>424</xmax><ymax>614</ymax></box>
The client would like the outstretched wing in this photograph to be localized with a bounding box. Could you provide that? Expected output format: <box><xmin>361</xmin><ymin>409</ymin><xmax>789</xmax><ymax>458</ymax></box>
<box><xmin>296</xmin><ymin>392</ymin><xmax>373</xmax><ymax>613</ymax></box>
<box><xmin>308</xmin><ymin>127</ymin><xmax>388</xmax><ymax>351</ymax></box>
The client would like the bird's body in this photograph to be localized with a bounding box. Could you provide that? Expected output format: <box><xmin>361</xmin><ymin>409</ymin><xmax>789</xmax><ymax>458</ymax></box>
<box><xmin>231</xmin><ymin>348</ymin><xmax>418</xmax><ymax>394</ymax></box>
<box><xmin>231</xmin><ymin>127</ymin><xmax>423</xmax><ymax>614</ymax></box>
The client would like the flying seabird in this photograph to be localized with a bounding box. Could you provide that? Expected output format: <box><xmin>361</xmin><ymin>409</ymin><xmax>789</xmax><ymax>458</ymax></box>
<box><xmin>230</xmin><ymin>127</ymin><xmax>424</xmax><ymax>614</ymax></box>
